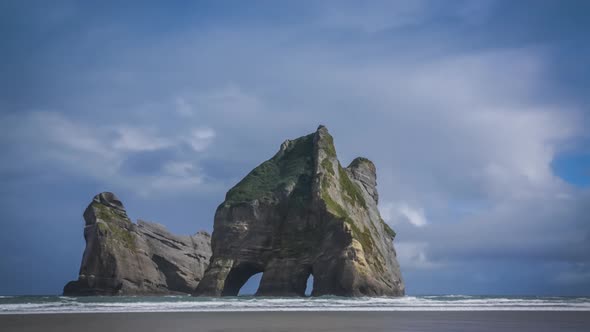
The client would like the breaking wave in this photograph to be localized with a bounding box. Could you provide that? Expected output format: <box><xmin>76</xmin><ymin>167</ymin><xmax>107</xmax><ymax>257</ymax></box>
<box><xmin>1</xmin><ymin>295</ymin><xmax>589</xmax><ymax>314</ymax></box>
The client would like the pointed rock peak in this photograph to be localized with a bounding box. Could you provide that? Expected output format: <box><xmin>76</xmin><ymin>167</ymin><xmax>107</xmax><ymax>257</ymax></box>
<box><xmin>349</xmin><ymin>156</ymin><xmax>374</xmax><ymax>167</ymax></box>
<box><xmin>279</xmin><ymin>139</ymin><xmax>291</xmax><ymax>152</ymax></box>
<box><xmin>84</xmin><ymin>192</ymin><xmax>130</xmax><ymax>226</ymax></box>
<box><xmin>92</xmin><ymin>192</ymin><xmax>125</xmax><ymax>212</ymax></box>
<box><xmin>314</xmin><ymin>125</ymin><xmax>337</xmax><ymax>159</ymax></box>
<box><xmin>347</xmin><ymin>157</ymin><xmax>378</xmax><ymax>204</ymax></box>
<box><xmin>348</xmin><ymin>157</ymin><xmax>376</xmax><ymax>175</ymax></box>
<box><xmin>315</xmin><ymin>125</ymin><xmax>331</xmax><ymax>139</ymax></box>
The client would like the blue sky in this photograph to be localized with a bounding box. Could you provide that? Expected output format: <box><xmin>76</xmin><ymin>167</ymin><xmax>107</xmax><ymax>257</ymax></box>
<box><xmin>1</xmin><ymin>0</ymin><xmax>589</xmax><ymax>296</ymax></box>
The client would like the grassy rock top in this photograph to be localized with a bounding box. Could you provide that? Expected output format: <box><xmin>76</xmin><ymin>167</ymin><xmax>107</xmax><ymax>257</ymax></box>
<box><xmin>85</xmin><ymin>193</ymin><xmax>136</xmax><ymax>251</ymax></box>
<box><xmin>224</xmin><ymin>133</ymin><xmax>315</xmax><ymax>204</ymax></box>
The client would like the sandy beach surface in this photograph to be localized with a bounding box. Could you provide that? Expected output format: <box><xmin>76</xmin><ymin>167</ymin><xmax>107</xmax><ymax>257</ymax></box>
<box><xmin>1</xmin><ymin>311</ymin><xmax>589</xmax><ymax>332</ymax></box>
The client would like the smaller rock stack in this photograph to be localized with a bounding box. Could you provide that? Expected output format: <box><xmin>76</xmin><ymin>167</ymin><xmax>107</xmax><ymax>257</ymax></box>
<box><xmin>63</xmin><ymin>192</ymin><xmax>211</xmax><ymax>296</ymax></box>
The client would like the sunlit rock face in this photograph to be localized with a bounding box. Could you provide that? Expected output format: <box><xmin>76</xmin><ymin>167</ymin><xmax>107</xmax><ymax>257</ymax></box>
<box><xmin>195</xmin><ymin>126</ymin><xmax>404</xmax><ymax>297</ymax></box>
<box><xmin>63</xmin><ymin>192</ymin><xmax>211</xmax><ymax>296</ymax></box>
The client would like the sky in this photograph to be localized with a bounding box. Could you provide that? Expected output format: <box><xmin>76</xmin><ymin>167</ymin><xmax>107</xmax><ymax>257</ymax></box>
<box><xmin>1</xmin><ymin>0</ymin><xmax>589</xmax><ymax>296</ymax></box>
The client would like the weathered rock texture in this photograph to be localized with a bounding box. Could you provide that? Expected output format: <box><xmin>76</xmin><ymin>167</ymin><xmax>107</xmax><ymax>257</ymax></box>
<box><xmin>64</xmin><ymin>192</ymin><xmax>211</xmax><ymax>296</ymax></box>
<box><xmin>195</xmin><ymin>125</ymin><xmax>404</xmax><ymax>297</ymax></box>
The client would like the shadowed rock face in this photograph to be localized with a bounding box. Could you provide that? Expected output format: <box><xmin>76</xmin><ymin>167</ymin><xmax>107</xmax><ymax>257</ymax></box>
<box><xmin>195</xmin><ymin>126</ymin><xmax>404</xmax><ymax>297</ymax></box>
<box><xmin>63</xmin><ymin>192</ymin><xmax>211</xmax><ymax>296</ymax></box>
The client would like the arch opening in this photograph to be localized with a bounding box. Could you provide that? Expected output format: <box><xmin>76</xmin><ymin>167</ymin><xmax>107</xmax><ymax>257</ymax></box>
<box><xmin>304</xmin><ymin>273</ymin><xmax>314</xmax><ymax>296</ymax></box>
<box><xmin>238</xmin><ymin>272</ymin><xmax>263</xmax><ymax>296</ymax></box>
<box><xmin>221</xmin><ymin>263</ymin><xmax>263</xmax><ymax>296</ymax></box>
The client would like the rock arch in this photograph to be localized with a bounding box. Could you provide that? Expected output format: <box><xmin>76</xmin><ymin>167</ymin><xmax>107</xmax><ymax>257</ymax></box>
<box><xmin>195</xmin><ymin>126</ymin><xmax>404</xmax><ymax>297</ymax></box>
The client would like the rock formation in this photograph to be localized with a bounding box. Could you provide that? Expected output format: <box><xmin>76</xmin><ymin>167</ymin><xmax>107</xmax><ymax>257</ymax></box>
<box><xmin>64</xmin><ymin>192</ymin><xmax>211</xmax><ymax>296</ymax></box>
<box><xmin>195</xmin><ymin>125</ymin><xmax>404</xmax><ymax>297</ymax></box>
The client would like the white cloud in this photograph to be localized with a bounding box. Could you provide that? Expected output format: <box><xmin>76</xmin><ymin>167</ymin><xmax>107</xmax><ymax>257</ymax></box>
<box><xmin>396</xmin><ymin>241</ymin><xmax>442</xmax><ymax>270</ymax></box>
<box><xmin>0</xmin><ymin>111</ymin><xmax>216</xmax><ymax>196</ymax></box>
<box><xmin>112</xmin><ymin>126</ymin><xmax>172</xmax><ymax>152</ymax></box>
<box><xmin>187</xmin><ymin>127</ymin><xmax>216</xmax><ymax>152</ymax></box>
<box><xmin>27</xmin><ymin>112</ymin><xmax>113</xmax><ymax>158</ymax></box>
<box><xmin>381</xmin><ymin>201</ymin><xmax>428</xmax><ymax>227</ymax></box>
<box><xmin>0</xmin><ymin>111</ymin><xmax>120</xmax><ymax>177</ymax></box>
<box><xmin>398</xmin><ymin>203</ymin><xmax>428</xmax><ymax>227</ymax></box>
<box><xmin>131</xmin><ymin>161</ymin><xmax>205</xmax><ymax>195</ymax></box>
<box><xmin>162</xmin><ymin>161</ymin><xmax>195</xmax><ymax>177</ymax></box>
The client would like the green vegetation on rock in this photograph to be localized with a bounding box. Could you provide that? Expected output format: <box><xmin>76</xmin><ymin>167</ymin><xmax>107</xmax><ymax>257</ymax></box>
<box><xmin>349</xmin><ymin>157</ymin><xmax>371</xmax><ymax>167</ymax></box>
<box><xmin>381</xmin><ymin>218</ymin><xmax>396</xmax><ymax>239</ymax></box>
<box><xmin>93</xmin><ymin>203</ymin><xmax>128</xmax><ymax>221</ymax></box>
<box><xmin>323</xmin><ymin>134</ymin><xmax>337</xmax><ymax>157</ymax></box>
<box><xmin>345</xmin><ymin>219</ymin><xmax>374</xmax><ymax>253</ymax></box>
<box><xmin>225</xmin><ymin>134</ymin><xmax>314</xmax><ymax>204</ymax></box>
<box><xmin>321</xmin><ymin>176</ymin><xmax>376</xmax><ymax>256</ymax></box>
<box><xmin>92</xmin><ymin>203</ymin><xmax>136</xmax><ymax>251</ymax></box>
<box><xmin>318</xmin><ymin>135</ymin><xmax>374</xmax><ymax>254</ymax></box>
<box><xmin>96</xmin><ymin>221</ymin><xmax>108</xmax><ymax>233</ymax></box>
<box><xmin>99</xmin><ymin>222</ymin><xmax>137</xmax><ymax>251</ymax></box>
<box><xmin>322</xmin><ymin>188</ymin><xmax>348</xmax><ymax>219</ymax></box>
<box><xmin>109</xmin><ymin>223</ymin><xmax>137</xmax><ymax>251</ymax></box>
<box><xmin>316</xmin><ymin>128</ymin><xmax>337</xmax><ymax>158</ymax></box>
<box><xmin>321</xmin><ymin>158</ymin><xmax>335</xmax><ymax>176</ymax></box>
<box><xmin>338</xmin><ymin>165</ymin><xmax>367</xmax><ymax>208</ymax></box>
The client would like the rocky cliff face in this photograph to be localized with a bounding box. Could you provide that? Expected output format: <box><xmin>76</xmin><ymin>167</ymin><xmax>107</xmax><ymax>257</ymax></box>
<box><xmin>195</xmin><ymin>125</ymin><xmax>404</xmax><ymax>297</ymax></box>
<box><xmin>63</xmin><ymin>192</ymin><xmax>211</xmax><ymax>296</ymax></box>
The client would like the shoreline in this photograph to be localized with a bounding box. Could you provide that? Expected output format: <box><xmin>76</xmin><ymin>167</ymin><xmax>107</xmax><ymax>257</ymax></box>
<box><xmin>3</xmin><ymin>308</ymin><xmax>590</xmax><ymax>315</ymax></box>
<box><xmin>2</xmin><ymin>311</ymin><xmax>590</xmax><ymax>332</ymax></box>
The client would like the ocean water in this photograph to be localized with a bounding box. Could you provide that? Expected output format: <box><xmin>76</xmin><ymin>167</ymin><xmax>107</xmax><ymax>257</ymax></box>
<box><xmin>1</xmin><ymin>295</ymin><xmax>589</xmax><ymax>314</ymax></box>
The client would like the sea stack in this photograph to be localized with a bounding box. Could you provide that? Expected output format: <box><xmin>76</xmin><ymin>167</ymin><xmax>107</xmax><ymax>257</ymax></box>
<box><xmin>63</xmin><ymin>192</ymin><xmax>211</xmax><ymax>295</ymax></box>
<box><xmin>195</xmin><ymin>125</ymin><xmax>404</xmax><ymax>297</ymax></box>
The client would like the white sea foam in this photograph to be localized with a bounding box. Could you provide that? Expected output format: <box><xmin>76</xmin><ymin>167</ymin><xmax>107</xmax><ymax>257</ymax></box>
<box><xmin>1</xmin><ymin>296</ymin><xmax>589</xmax><ymax>314</ymax></box>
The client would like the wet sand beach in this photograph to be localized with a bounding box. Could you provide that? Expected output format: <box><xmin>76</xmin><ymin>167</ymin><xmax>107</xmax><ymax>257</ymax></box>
<box><xmin>2</xmin><ymin>311</ymin><xmax>589</xmax><ymax>332</ymax></box>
